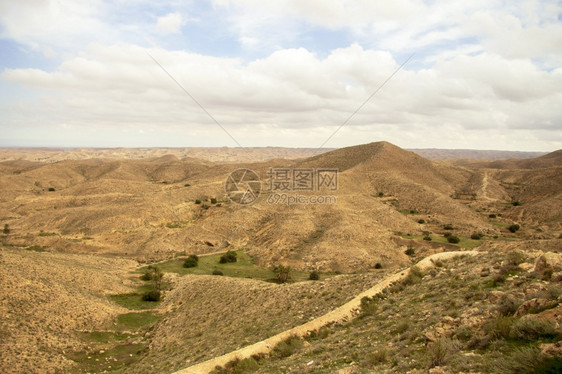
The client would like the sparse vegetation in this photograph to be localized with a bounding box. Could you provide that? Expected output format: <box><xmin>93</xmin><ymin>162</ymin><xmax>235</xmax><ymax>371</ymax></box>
<box><xmin>194</xmin><ymin>199</ymin><xmax>202</xmax><ymax>204</ymax></box>
<box><xmin>405</xmin><ymin>247</ymin><xmax>415</xmax><ymax>256</ymax></box>
<box><xmin>210</xmin><ymin>198</ymin><xmax>217</xmax><ymax>204</ymax></box>
<box><xmin>212</xmin><ymin>269</ymin><xmax>223</xmax><ymax>276</ymax></box>
<box><xmin>443</xmin><ymin>224</ymin><xmax>454</xmax><ymax>230</ymax></box>
<box><xmin>374</xmin><ymin>263</ymin><xmax>382</xmax><ymax>269</ymax></box>
<box><xmin>508</xmin><ymin>224</ymin><xmax>521</xmax><ymax>233</ymax></box>
<box><xmin>3</xmin><ymin>224</ymin><xmax>9</xmax><ymax>235</ymax></box>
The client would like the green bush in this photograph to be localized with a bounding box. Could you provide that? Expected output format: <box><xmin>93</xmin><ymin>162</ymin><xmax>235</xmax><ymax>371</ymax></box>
<box><xmin>309</xmin><ymin>270</ymin><xmax>320</xmax><ymax>280</ymax></box>
<box><xmin>403</xmin><ymin>266</ymin><xmax>423</xmax><ymax>285</ymax></box>
<box><xmin>378</xmin><ymin>192</ymin><xmax>384</xmax><ymax>197</ymax></box>
<box><xmin>184</xmin><ymin>183</ymin><xmax>191</xmax><ymax>187</ymax></box>
<box><xmin>471</xmin><ymin>232</ymin><xmax>484</xmax><ymax>240</ymax></box>
<box><xmin>140</xmin><ymin>271</ymin><xmax>152</xmax><ymax>281</ymax></box>
<box><xmin>3</xmin><ymin>224</ymin><xmax>9</xmax><ymax>235</ymax></box>
<box><xmin>423</xmin><ymin>235</ymin><xmax>432</xmax><ymax>241</ymax></box>
<box><xmin>510</xmin><ymin>316</ymin><xmax>557</xmax><ymax>341</ymax></box>
<box><xmin>489</xmin><ymin>213</ymin><xmax>497</xmax><ymax>218</ymax></box>
<box><xmin>194</xmin><ymin>199</ymin><xmax>201</xmax><ymax>204</ymax></box>
<box><xmin>491</xmin><ymin>274</ymin><xmax>506</xmax><ymax>287</ymax></box>
<box><xmin>141</xmin><ymin>290</ymin><xmax>161</xmax><ymax>302</ymax></box>
<box><xmin>219</xmin><ymin>251</ymin><xmax>237</xmax><ymax>264</ymax></box>
<box><xmin>212</xmin><ymin>269</ymin><xmax>224</xmax><ymax>276</ymax></box>
<box><xmin>47</xmin><ymin>187</ymin><xmax>55</xmax><ymax>192</ymax></box>
<box><xmin>443</xmin><ymin>232</ymin><xmax>452</xmax><ymax>238</ymax></box>
<box><xmin>506</xmin><ymin>250</ymin><xmax>526</xmax><ymax>266</ymax></box>
<box><xmin>210</xmin><ymin>198</ymin><xmax>217</xmax><ymax>204</ymax></box>
<box><xmin>405</xmin><ymin>247</ymin><xmax>415</xmax><ymax>256</ymax></box>
<box><xmin>374</xmin><ymin>263</ymin><xmax>382</xmax><ymax>269</ymax></box>
<box><xmin>443</xmin><ymin>224</ymin><xmax>454</xmax><ymax>230</ymax></box>
<box><xmin>511</xmin><ymin>201</ymin><xmax>521</xmax><ymax>206</ymax></box>
<box><xmin>447</xmin><ymin>235</ymin><xmax>460</xmax><ymax>244</ymax></box>
<box><xmin>418</xmin><ymin>219</ymin><xmax>425</xmax><ymax>224</ymax></box>
<box><xmin>508</xmin><ymin>224</ymin><xmax>521</xmax><ymax>233</ymax></box>
<box><xmin>183</xmin><ymin>255</ymin><xmax>199</xmax><ymax>268</ymax></box>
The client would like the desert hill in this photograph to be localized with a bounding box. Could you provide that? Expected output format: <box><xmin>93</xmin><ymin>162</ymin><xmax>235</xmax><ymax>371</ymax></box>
<box><xmin>1</xmin><ymin>142</ymin><xmax>561</xmax><ymax>374</ymax></box>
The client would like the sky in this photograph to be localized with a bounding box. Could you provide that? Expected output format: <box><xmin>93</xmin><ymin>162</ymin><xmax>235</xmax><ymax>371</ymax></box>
<box><xmin>0</xmin><ymin>0</ymin><xmax>561</xmax><ymax>151</ymax></box>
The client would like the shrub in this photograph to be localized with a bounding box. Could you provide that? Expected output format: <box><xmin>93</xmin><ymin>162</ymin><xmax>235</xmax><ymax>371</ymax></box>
<box><xmin>184</xmin><ymin>183</ymin><xmax>191</xmax><ymax>187</ymax></box>
<box><xmin>140</xmin><ymin>271</ymin><xmax>152</xmax><ymax>281</ymax></box>
<box><xmin>418</xmin><ymin>219</ymin><xmax>425</xmax><ymax>224</ymax></box>
<box><xmin>471</xmin><ymin>232</ymin><xmax>484</xmax><ymax>240</ymax></box>
<box><xmin>374</xmin><ymin>263</ymin><xmax>382</xmax><ymax>269</ymax></box>
<box><xmin>309</xmin><ymin>270</ymin><xmax>320</xmax><ymax>280</ymax></box>
<box><xmin>423</xmin><ymin>235</ymin><xmax>432</xmax><ymax>241</ymax></box>
<box><xmin>141</xmin><ymin>290</ymin><xmax>161</xmax><ymax>302</ymax></box>
<box><xmin>365</xmin><ymin>348</ymin><xmax>388</xmax><ymax>366</ymax></box>
<box><xmin>427</xmin><ymin>338</ymin><xmax>459</xmax><ymax>368</ymax></box>
<box><xmin>47</xmin><ymin>187</ymin><xmax>55</xmax><ymax>191</ymax></box>
<box><xmin>273</xmin><ymin>265</ymin><xmax>292</xmax><ymax>283</ymax></box>
<box><xmin>493</xmin><ymin>346</ymin><xmax>559</xmax><ymax>374</ymax></box>
<box><xmin>443</xmin><ymin>224</ymin><xmax>454</xmax><ymax>230</ymax></box>
<box><xmin>212</xmin><ymin>269</ymin><xmax>224</xmax><ymax>276</ymax></box>
<box><xmin>403</xmin><ymin>266</ymin><xmax>423</xmax><ymax>285</ymax></box>
<box><xmin>271</xmin><ymin>336</ymin><xmax>303</xmax><ymax>358</ymax></box>
<box><xmin>491</xmin><ymin>274</ymin><xmax>506</xmax><ymax>287</ymax></box>
<box><xmin>455</xmin><ymin>326</ymin><xmax>473</xmax><ymax>342</ymax></box>
<box><xmin>210</xmin><ymin>198</ymin><xmax>217</xmax><ymax>204</ymax></box>
<box><xmin>194</xmin><ymin>199</ymin><xmax>201</xmax><ymax>204</ymax></box>
<box><xmin>378</xmin><ymin>192</ymin><xmax>384</xmax><ymax>197</ymax></box>
<box><xmin>360</xmin><ymin>296</ymin><xmax>379</xmax><ymax>317</ymax></box>
<box><xmin>485</xmin><ymin>315</ymin><xmax>514</xmax><ymax>340</ymax></box>
<box><xmin>511</xmin><ymin>201</ymin><xmax>521</xmax><ymax>206</ymax></box>
<box><xmin>489</xmin><ymin>213</ymin><xmax>497</xmax><ymax>218</ymax></box>
<box><xmin>219</xmin><ymin>251</ymin><xmax>237</xmax><ymax>264</ymax></box>
<box><xmin>496</xmin><ymin>297</ymin><xmax>521</xmax><ymax>316</ymax></box>
<box><xmin>144</xmin><ymin>265</ymin><xmax>164</xmax><ymax>290</ymax></box>
<box><xmin>2</xmin><ymin>224</ymin><xmax>9</xmax><ymax>235</ymax></box>
<box><xmin>508</xmin><ymin>224</ymin><xmax>520</xmax><ymax>233</ymax></box>
<box><xmin>183</xmin><ymin>254</ymin><xmax>199</xmax><ymax>268</ymax></box>
<box><xmin>506</xmin><ymin>250</ymin><xmax>526</xmax><ymax>266</ymax></box>
<box><xmin>447</xmin><ymin>235</ymin><xmax>460</xmax><ymax>244</ymax></box>
<box><xmin>443</xmin><ymin>232</ymin><xmax>452</xmax><ymax>238</ymax></box>
<box><xmin>510</xmin><ymin>316</ymin><xmax>557</xmax><ymax>341</ymax></box>
<box><xmin>405</xmin><ymin>247</ymin><xmax>415</xmax><ymax>256</ymax></box>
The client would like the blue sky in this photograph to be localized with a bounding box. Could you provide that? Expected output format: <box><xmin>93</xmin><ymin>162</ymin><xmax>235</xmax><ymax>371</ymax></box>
<box><xmin>1</xmin><ymin>0</ymin><xmax>561</xmax><ymax>151</ymax></box>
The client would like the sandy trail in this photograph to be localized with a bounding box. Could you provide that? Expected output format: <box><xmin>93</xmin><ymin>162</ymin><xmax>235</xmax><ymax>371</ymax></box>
<box><xmin>173</xmin><ymin>250</ymin><xmax>479</xmax><ymax>374</ymax></box>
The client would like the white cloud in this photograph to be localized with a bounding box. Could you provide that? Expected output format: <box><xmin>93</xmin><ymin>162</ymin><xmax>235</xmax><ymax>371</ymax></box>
<box><xmin>156</xmin><ymin>12</ymin><xmax>184</xmax><ymax>34</ymax></box>
<box><xmin>2</xmin><ymin>42</ymin><xmax>561</xmax><ymax>150</ymax></box>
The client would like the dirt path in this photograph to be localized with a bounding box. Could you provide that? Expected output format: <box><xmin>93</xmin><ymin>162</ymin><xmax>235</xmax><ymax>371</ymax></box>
<box><xmin>172</xmin><ymin>250</ymin><xmax>479</xmax><ymax>374</ymax></box>
<box><xmin>479</xmin><ymin>171</ymin><xmax>494</xmax><ymax>201</ymax></box>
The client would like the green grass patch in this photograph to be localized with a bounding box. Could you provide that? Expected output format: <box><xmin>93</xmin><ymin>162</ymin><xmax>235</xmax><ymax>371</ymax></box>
<box><xmin>68</xmin><ymin>341</ymin><xmax>147</xmax><ymax>373</ymax></box>
<box><xmin>116</xmin><ymin>312</ymin><xmax>160</xmax><ymax>331</ymax></box>
<box><xmin>166</xmin><ymin>221</ymin><xmax>188</xmax><ymax>229</ymax></box>
<box><xmin>152</xmin><ymin>250</ymin><xmax>325</xmax><ymax>282</ymax></box>
<box><xmin>85</xmin><ymin>331</ymin><xmax>131</xmax><ymax>344</ymax></box>
<box><xmin>109</xmin><ymin>284</ymin><xmax>159</xmax><ymax>310</ymax></box>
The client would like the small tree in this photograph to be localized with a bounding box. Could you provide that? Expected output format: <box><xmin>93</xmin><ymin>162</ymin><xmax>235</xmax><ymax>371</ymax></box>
<box><xmin>219</xmin><ymin>251</ymin><xmax>237</xmax><ymax>263</ymax></box>
<box><xmin>3</xmin><ymin>224</ymin><xmax>9</xmax><ymax>235</ymax></box>
<box><xmin>145</xmin><ymin>265</ymin><xmax>163</xmax><ymax>290</ymax></box>
<box><xmin>273</xmin><ymin>265</ymin><xmax>292</xmax><ymax>283</ymax></box>
<box><xmin>447</xmin><ymin>235</ymin><xmax>460</xmax><ymax>244</ymax></box>
<box><xmin>508</xmin><ymin>224</ymin><xmax>520</xmax><ymax>233</ymax></box>
<box><xmin>183</xmin><ymin>254</ymin><xmax>199</xmax><ymax>268</ymax></box>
